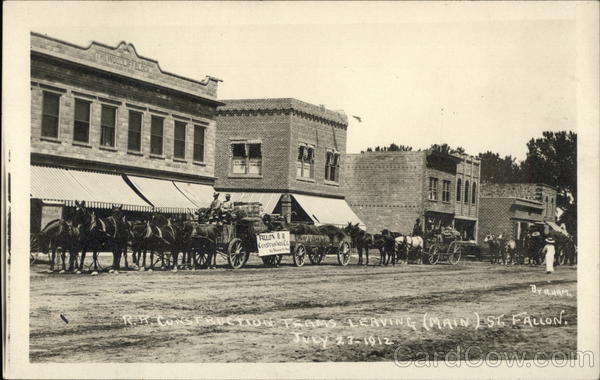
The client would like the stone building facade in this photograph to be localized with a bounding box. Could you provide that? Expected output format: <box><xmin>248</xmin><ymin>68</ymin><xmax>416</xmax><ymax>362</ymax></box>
<box><xmin>342</xmin><ymin>150</ymin><xmax>480</xmax><ymax>238</ymax></box>
<box><xmin>30</xmin><ymin>32</ymin><xmax>221</xmax><ymax>230</ymax></box>
<box><xmin>214</xmin><ymin>98</ymin><xmax>363</xmax><ymax>227</ymax></box>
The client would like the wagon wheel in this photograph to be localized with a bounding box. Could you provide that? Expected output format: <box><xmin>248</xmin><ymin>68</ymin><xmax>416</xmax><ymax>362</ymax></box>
<box><xmin>193</xmin><ymin>249</ymin><xmax>209</xmax><ymax>268</ymax></box>
<box><xmin>427</xmin><ymin>244</ymin><xmax>440</xmax><ymax>265</ymax></box>
<box><xmin>337</xmin><ymin>241</ymin><xmax>351</xmax><ymax>266</ymax></box>
<box><xmin>448</xmin><ymin>244</ymin><xmax>462</xmax><ymax>265</ymax></box>
<box><xmin>308</xmin><ymin>248</ymin><xmax>324</xmax><ymax>265</ymax></box>
<box><xmin>227</xmin><ymin>238</ymin><xmax>248</xmax><ymax>269</ymax></box>
<box><xmin>293</xmin><ymin>243</ymin><xmax>307</xmax><ymax>267</ymax></box>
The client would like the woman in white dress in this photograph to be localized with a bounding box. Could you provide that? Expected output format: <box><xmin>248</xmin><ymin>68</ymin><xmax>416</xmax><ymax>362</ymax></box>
<box><xmin>542</xmin><ymin>237</ymin><xmax>556</xmax><ymax>274</ymax></box>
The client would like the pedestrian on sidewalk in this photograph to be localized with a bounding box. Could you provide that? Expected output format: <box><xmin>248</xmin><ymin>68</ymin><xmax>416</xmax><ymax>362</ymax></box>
<box><xmin>542</xmin><ymin>237</ymin><xmax>556</xmax><ymax>275</ymax></box>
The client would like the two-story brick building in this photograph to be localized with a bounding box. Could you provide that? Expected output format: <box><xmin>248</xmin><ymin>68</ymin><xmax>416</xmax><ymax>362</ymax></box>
<box><xmin>342</xmin><ymin>150</ymin><xmax>481</xmax><ymax>239</ymax></box>
<box><xmin>478</xmin><ymin>183</ymin><xmax>559</xmax><ymax>245</ymax></box>
<box><xmin>214</xmin><ymin>98</ymin><xmax>363</xmax><ymax>228</ymax></box>
<box><xmin>30</xmin><ymin>32</ymin><xmax>222</xmax><ymax>231</ymax></box>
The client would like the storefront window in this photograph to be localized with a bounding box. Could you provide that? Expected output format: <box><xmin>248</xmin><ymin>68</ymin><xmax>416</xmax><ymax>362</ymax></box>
<box><xmin>231</xmin><ymin>141</ymin><xmax>262</xmax><ymax>175</ymax></box>
<box><xmin>100</xmin><ymin>105</ymin><xmax>116</xmax><ymax>147</ymax></box>
<box><xmin>41</xmin><ymin>91</ymin><xmax>60</xmax><ymax>138</ymax></box>
<box><xmin>297</xmin><ymin>145</ymin><xmax>314</xmax><ymax>179</ymax></box>
<box><xmin>150</xmin><ymin>116</ymin><xmax>164</xmax><ymax>155</ymax></box>
<box><xmin>127</xmin><ymin>110</ymin><xmax>142</xmax><ymax>152</ymax></box>
<box><xmin>173</xmin><ymin>121</ymin><xmax>186</xmax><ymax>159</ymax></box>
<box><xmin>73</xmin><ymin>99</ymin><xmax>90</xmax><ymax>143</ymax></box>
<box><xmin>428</xmin><ymin>177</ymin><xmax>439</xmax><ymax>201</ymax></box>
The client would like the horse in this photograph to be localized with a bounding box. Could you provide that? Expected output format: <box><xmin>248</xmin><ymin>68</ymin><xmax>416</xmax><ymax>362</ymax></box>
<box><xmin>344</xmin><ymin>222</ymin><xmax>373</xmax><ymax>266</ymax></box>
<box><xmin>37</xmin><ymin>218</ymin><xmax>79</xmax><ymax>272</ymax></box>
<box><xmin>380</xmin><ymin>229</ymin><xmax>401</xmax><ymax>265</ymax></box>
<box><xmin>179</xmin><ymin>219</ymin><xmax>218</xmax><ymax>269</ymax></box>
<box><xmin>129</xmin><ymin>219</ymin><xmax>154</xmax><ymax>270</ymax></box>
<box><xmin>497</xmin><ymin>234</ymin><xmax>517</xmax><ymax>265</ymax></box>
<box><xmin>483</xmin><ymin>234</ymin><xmax>502</xmax><ymax>264</ymax></box>
<box><xmin>395</xmin><ymin>235</ymin><xmax>424</xmax><ymax>264</ymax></box>
<box><xmin>72</xmin><ymin>201</ymin><xmax>129</xmax><ymax>274</ymax></box>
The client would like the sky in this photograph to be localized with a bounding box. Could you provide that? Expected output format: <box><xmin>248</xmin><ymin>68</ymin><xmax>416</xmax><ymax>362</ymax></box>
<box><xmin>13</xmin><ymin>2</ymin><xmax>582</xmax><ymax>160</ymax></box>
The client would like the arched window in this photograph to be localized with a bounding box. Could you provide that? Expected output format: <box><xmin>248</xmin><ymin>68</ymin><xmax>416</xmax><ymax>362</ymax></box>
<box><xmin>550</xmin><ymin>197</ymin><xmax>554</xmax><ymax>217</ymax></box>
<box><xmin>464</xmin><ymin>180</ymin><xmax>470</xmax><ymax>203</ymax></box>
<box><xmin>545</xmin><ymin>196</ymin><xmax>549</xmax><ymax>216</ymax></box>
<box><xmin>456</xmin><ymin>179</ymin><xmax>462</xmax><ymax>202</ymax></box>
<box><xmin>472</xmin><ymin>182</ymin><xmax>477</xmax><ymax>204</ymax></box>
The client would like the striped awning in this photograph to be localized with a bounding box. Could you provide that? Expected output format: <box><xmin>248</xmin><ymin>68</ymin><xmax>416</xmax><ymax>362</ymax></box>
<box><xmin>292</xmin><ymin>194</ymin><xmax>365</xmax><ymax>229</ymax></box>
<box><xmin>30</xmin><ymin>166</ymin><xmax>152</xmax><ymax>210</ymax></box>
<box><xmin>173</xmin><ymin>181</ymin><xmax>214</xmax><ymax>208</ymax></box>
<box><xmin>125</xmin><ymin>175</ymin><xmax>197</xmax><ymax>213</ymax></box>
<box><xmin>225</xmin><ymin>192</ymin><xmax>283</xmax><ymax>214</ymax></box>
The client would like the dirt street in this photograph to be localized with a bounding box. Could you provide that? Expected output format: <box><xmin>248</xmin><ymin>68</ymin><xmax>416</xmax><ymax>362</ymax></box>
<box><xmin>30</xmin><ymin>255</ymin><xmax>577</xmax><ymax>362</ymax></box>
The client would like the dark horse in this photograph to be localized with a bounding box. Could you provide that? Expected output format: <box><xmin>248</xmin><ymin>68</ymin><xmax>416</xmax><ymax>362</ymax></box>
<box><xmin>180</xmin><ymin>219</ymin><xmax>218</xmax><ymax>269</ymax></box>
<box><xmin>381</xmin><ymin>229</ymin><xmax>401</xmax><ymax>266</ymax></box>
<box><xmin>344</xmin><ymin>222</ymin><xmax>373</xmax><ymax>266</ymax></box>
<box><xmin>72</xmin><ymin>201</ymin><xmax>129</xmax><ymax>274</ymax></box>
<box><xmin>37</xmin><ymin>218</ymin><xmax>79</xmax><ymax>272</ymax></box>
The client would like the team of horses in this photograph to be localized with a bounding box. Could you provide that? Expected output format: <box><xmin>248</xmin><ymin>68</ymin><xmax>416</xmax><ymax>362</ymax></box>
<box><xmin>483</xmin><ymin>232</ymin><xmax>577</xmax><ymax>266</ymax></box>
<box><xmin>36</xmin><ymin>201</ymin><xmax>218</xmax><ymax>274</ymax></box>
<box><xmin>343</xmin><ymin>223</ymin><xmax>425</xmax><ymax>266</ymax></box>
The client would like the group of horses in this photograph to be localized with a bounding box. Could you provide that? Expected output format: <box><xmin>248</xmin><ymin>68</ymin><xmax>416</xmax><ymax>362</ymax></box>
<box><xmin>483</xmin><ymin>232</ymin><xmax>577</xmax><ymax>266</ymax></box>
<box><xmin>343</xmin><ymin>223</ymin><xmax>425</xmax><ymax>266</ymax></box>
<box><xmin>36</xmin><ymin>201</ymin><xmax>218</xmax><ymax>274</ymax></box>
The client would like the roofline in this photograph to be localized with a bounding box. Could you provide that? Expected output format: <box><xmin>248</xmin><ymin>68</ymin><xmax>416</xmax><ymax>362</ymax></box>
<box><xmin>480</xmin><ymin>182</ymin><xmax>558</xmax><ymax>191</ymax></box>
<box><xmin>480</xmin><ymin>196</ymin><xmax>544</xmax><ymax>205</ymax></box>
<box><xmin>31</xmin><ymin>31</ymin><xmax>222</xmax><ymax>88</ymax></box>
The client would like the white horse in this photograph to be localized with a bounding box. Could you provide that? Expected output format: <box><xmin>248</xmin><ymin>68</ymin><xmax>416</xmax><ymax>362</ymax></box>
<box><xmin>394</xmin><ymin>235</ymin><xmax>424</xmax><ymax>264</ymax></box>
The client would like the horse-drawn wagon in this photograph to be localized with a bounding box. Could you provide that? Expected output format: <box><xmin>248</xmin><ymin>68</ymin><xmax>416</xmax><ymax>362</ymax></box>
<box><xmin>425</xmin><ymin>227</ymin><xmax>470</xmax><ymax>265</ymax></box>
<box><xmin>217</xmin><ymin>215</ymin><xmax>352</xmax><ymax>269</ymax></box>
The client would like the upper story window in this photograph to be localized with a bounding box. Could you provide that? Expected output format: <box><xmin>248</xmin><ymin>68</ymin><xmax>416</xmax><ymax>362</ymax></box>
<box><xmin>127</xmin><ymin>110</ymin><xmax>142</xmax><ymax>152</ymax></box>
<box><xmin>41</xmin><ymin>91</ymin><xmax>60</xmax><ymax>138</ymax></box>
<box><xmin>193</xmin><ymin>125</ymin><xmax>205</xmax><ymax>162</ymax></box>
<box><xmin>297</xmin><ymin>145</ymin><xmax>315</xmax><ymax>179</ymax></box>
<box><xmin>550</xmin><ymin>197</ymin><xmax>554</xmax><ymax>216</ymax></box>
<box><xmin>442</xmin><ymin>180</ymin><xmax>451</xmax><ymax>202</ymax></box>
<box><xmin>428</xmin><ymin>177</ymin><xmax>439</xmax><ymax>201</ymax></box>
<box><xmin>545</xmin><ymin>196</ymin><xmax>549</xmax><ymax>216</ymax></box>
<box><xmin>73</xmin><ymin>99</ymin><xmax>90</xmax><ymax>143</ymax></box>
<box><xmin>471</xmin><ymin>182</ymin><xmax>477</xmax><ymax>204</ymax></box>
<box><xmin>456</xmin><ymin>178</ymin><xmax>462</xmax><ymax>202</ymax></box>
<box><xmin>464</xmin><ymin>180</ymin><xmax>470</xmax><ymax>203</ymax></box>
<box><xmin>173</xmin><ymin>121</ymin><xmax>186</xmax><ymax>159</ymax></box>
<box><xmin>100</xmin><ymin>105</ymin><xmax>116</xmax><ymax>147</ymax></box>
<box><xmin>150</xmin><ymin>116</ymin><xmax>164</xmax><ymax>155</ymax></box>
<box><xmin>325</xmin><ymin>150</ymin><xmax>340</xmax><ymax>182</ymax></box>
<box><xmin>231</xmin><ymin>141</ymin><xmax>262</xmax><ymax>175</ymax></box>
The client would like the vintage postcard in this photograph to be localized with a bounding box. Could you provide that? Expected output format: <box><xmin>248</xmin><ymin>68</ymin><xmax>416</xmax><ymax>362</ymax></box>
<box><xmin>3</xmin><ymin>1</ymin><xmax>599</xmax><ymax>379</ymax></box>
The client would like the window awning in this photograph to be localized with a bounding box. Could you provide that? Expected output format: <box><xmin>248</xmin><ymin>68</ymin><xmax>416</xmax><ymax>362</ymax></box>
<box><xmin>292</xmin><ymin>194</ymin><xmax>365</xmax><ymax>229</ymax></box>
<box><xmin>30</xmin><ymin>166</ymin><xmax>152</xmax><ymax>210</ymax></box>
<box><xmin>546</xmin><ymin>221</ymin><xmax>570</xmax><ymax>237</ymax></box>
<box><xmin>125</xmin><ymin>175</ymin><xmax>198</xmax><ymax>213</ymax></box>
<box><xmin>224</xmin><ymin>192</ymin><xmax>283</xmax><ymax>214</ymax></box>
<box><xmin>173</xmin><ymin>181</ymin><xmax>215</xmax><ymax>208</ymax></box>
<box><xmin>69</xmin><ymin>170</ymin><xmax>152</xmax><ymax>211</ymax></box>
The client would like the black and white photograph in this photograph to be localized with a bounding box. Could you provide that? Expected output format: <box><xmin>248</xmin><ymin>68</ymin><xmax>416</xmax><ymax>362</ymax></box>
<box><xmin>3</xmin><ymin>1</ymin><xmax>599</xmax><ymax>379</ymax></box>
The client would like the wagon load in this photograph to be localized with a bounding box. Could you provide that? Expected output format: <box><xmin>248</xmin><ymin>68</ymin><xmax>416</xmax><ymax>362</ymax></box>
<box><xmin>232</xmin><ymin>202</ymin><xmax>261</xmax><ymax>218</ymax></box>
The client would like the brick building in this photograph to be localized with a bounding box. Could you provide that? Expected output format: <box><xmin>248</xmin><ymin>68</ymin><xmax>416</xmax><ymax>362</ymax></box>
<box><xmin>214</xmin><ymin>98</ymin><xmax>363</xmax><ymax>227</ymax></box>
<box><xmin>478</xmin><ymin>183</ymin><xmax>558</xmax><ymax>244</ymax></box>
<box><xmin>30</xmin><ymin>32</ymin><xmax>222</xmax><ymax>231</ymax></box>
<box><xmin>342</xmin><ymin>150</ymin><xmax>480</xmax><ymax>238</ymax></box>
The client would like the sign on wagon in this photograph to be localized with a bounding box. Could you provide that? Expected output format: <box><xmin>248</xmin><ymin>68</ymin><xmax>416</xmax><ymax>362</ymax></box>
<box><xmin>257</xmin><ymin>231</ymin><xmax>290</xmax><ymax>256</ymax></box>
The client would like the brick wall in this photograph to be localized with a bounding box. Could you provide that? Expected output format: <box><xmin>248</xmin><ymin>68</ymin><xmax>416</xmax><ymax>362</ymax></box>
<box><xmin>480</xmin><ymin>183</ymin><xmax>557</xmax><ymax>221</ymax></box>
<box><xmin>343</xmin><ymin>152</ymin><xmax>426</xmax><ymax>234</ymax></box>
<box><xmin>455</xmin><ymin>156</ymin><xmax>480</xmax><ymax>219</ymax></box>
<box><xmin>214</xmin><ymin>110</ymin><xmax>291</xmax><ymax>191</ymax></box>
<box><xmin>478</xmin><ymin>198</ymin><xmax>514</xmax><ymax>244</ymax></box>
<box><xmin>288</xmin><ymin>112</ymin><xmax>346</xmax><ymax>198</ymax></box>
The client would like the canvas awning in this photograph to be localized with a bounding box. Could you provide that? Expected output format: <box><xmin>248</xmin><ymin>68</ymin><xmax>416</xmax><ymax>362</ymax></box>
<box><xmin>30</xmin><ymin>166</ymin><xmax>151</xmax><ymax>210</ymax></box>
<box><xmin>69</xmin><ymin>170</ymin><xmax>152</xmax><ymax>211</ymax></box>
<box><xmin>173</xmin><ymin>181</ymin><xmax>214</xmax><ymax>208</ymax></box>
<box><xmin>125</xmin><ymin>175</ymin><xmax>197</xmax><ymax>213</ymax></box>
<box><xmin>292</xmin><ymin>194</ymin><xmax>365</xmax><ymax>229</ymax></box>
<box><xmin>224</xmin><ymin>192</ymin><xmax>283</xmax><ymax>214</ymax></box>
<box><xmin>546</xmin><ymin>221</ymin><xmax>570</xmax><ymax>237</ymax></box>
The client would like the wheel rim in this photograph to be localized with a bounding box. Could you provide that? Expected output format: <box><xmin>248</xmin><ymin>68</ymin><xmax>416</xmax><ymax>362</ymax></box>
<box><xmin>294</xmin><ymin>245</ymin><xmax>306</xmax><ymax>267</ymax></box>
<box><xmin>338</xmin><ymin>242</ymin><xmax>350</xmax><ymax>265</ymax></box>
<box><xmin>429</xmin><ymin>246</ymin><xmax>440</xmax><ymax>264</ymax></box>
<box><xmin>229</xmin><ymin>240</ymin><xmax>245</xmax><ymax>269</ymax></box>
<box><xmin>449</xmin><ymin>246</ymin><xmax>462</xmax><ymax>265</ymax></box>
